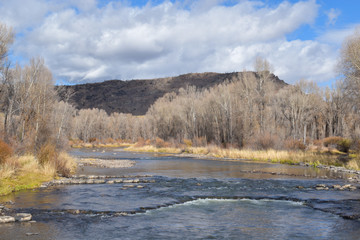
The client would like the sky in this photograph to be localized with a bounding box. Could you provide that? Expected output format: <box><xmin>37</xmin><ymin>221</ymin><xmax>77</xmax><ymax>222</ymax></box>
<box><xmin>0</xmin><ymin>0</ymin><xmax>359</xmax><ymax>85</ymax></box>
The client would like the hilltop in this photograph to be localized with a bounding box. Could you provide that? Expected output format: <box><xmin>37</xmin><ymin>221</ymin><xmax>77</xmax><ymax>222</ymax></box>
<box><xmin>58</xmin><ymin>72</ymin><xmax>287</xmax><ymax>115</ymax></box>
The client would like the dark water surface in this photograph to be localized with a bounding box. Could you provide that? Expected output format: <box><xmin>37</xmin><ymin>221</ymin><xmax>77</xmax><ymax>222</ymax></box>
<box><xmin>1</xmin><ymin>148</ymin><xmax>360</xmax><ymax>240</ymax></box>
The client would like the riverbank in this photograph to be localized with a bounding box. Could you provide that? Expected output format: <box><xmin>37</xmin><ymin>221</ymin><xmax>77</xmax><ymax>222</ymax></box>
<box><xmin>0</xmin><ymin>153</ymin><xmax>76</xmax><ymax>196</ymax></box>
<box><xmin>124</xmin><ymin>144</ymin><xmax>360</xmax><ymax>171</ymax></box>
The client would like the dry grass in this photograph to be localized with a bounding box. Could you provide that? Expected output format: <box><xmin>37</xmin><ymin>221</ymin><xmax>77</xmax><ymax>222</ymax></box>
<box><xmin>0</xmin><ymin>152</ymin><xmax>77</xmax><ymax>196</ymax></box>
<box><xmin>125</xmin><ymin>145</ymin><xmax>182</xmax><ymax>154</ymax></box>
<box><xmin>126</xmin><ymin>143</ymin><xmax>348</xmax><ymax>168</ymax></box>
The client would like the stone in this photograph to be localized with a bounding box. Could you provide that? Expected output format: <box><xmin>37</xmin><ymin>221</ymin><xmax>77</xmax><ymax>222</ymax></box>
<box><xmin>15</xmin><ymin>213</ymin><xmax>32</xmax><ymax>222</ymax></box>
<box><xmin>333</xmin><ymin>185</ymin><xmax>342</xmax><ymax>190</ymax></box>
<box><xmin>0</xmin><ymin>216</ymin><xmax>15</xmax><ymax>223</ymax></box>
<box><xmin>86</xmin><ymin>180</ymin><xmax>95</xmax><ymax>184</ymax></box>
<box><xmin>107</xmin><ymin>180</ymin><xmax>115</xmax><ymax>184</ymax></box>
<box><xmin>137</xmin><ymin>185</ymin><xmax>144</xmax><ymax>188</ymax></box>
<box><xmin>114</xmin><ymin>179</ymin><xmax>123</xmax><ymax>183</ymax></box>
<box><xmin>26</xmin><ymin>233</ymin><xmax>39</xmax><ymax>236</ymax></box>
<box><xmin>349</xmin><ymin>186</ymin><xmax>357</xmax><ymax>191</ymax></box>
<box><xmin>94</xmin><ymin>179</ymin><xmax>106</xmax><ymax>184</ymax></box>
<box><xmin>123</xmin><ymin>185</ymin><xmax>134</xmax><ymax>188</ymax></box>
<box><xmin>123</xmin><ymin>179</ymin><xmax>134</xmax><ymax>183</ymax></box>
<box><xmin>316</xmin><ymin>184</ymin><xmax>326</xmax><ymax>188</ymax></box>
<box><xmin>296</xmin><ymin>186</ymin><xmax>304</xmax><ymax>189</ymax></box>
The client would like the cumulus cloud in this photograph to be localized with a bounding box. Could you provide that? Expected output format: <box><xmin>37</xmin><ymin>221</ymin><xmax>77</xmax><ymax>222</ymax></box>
<box><xmin>0</xmin><ymin>0</ymin><xmax>346</xmax><ymax>84</ymax></box>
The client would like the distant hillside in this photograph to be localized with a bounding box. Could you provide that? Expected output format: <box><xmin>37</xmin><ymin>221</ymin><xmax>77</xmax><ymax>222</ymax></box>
<box><xmin>58</xmin><ymin>72</ymin><xmax>287</xmax><ymax>115</ymax></box>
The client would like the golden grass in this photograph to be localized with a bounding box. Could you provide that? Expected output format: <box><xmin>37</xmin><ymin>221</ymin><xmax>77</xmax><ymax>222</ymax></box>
<box><xmin>125</xmin><ymin>145</ymin><xmax>182</xmax><ymax>154</ymax></box>
<box><xmin>71</xmin><ymin>142</ymin><xmax>135</xmax><ymax>148</ymax></box>
<box><xmin>0</xmin><ymin>152</ymin><xmax>77</xmax><ymax>196</ymax></box>
<box><xmin>125</xmin><ymin>143</ymin><xmax>351</xmax><ymax>169</ymax></box>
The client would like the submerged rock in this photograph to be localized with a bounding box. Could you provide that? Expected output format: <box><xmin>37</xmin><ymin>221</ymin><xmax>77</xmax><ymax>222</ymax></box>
<box><xmin>0</xmin><ymin>216</ymin><xmax>15</xmax><ymax>223</ymax></box>
<box><xmin>15</xmin><ymin>213</ymin><xmax>32</xmax><ymax>222</ymax></box>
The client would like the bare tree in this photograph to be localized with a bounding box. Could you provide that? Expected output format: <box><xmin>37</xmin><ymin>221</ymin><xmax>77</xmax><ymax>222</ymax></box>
<box><xmin>339</xmin><ymin>28</ymin><xmax>360</xmax><ymax>108</ymax></box>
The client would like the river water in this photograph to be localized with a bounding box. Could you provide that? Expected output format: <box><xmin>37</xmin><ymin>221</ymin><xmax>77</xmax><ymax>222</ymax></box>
<box><xmin>1</xmin><ymin>148</ymin><xmax>360</xmax><ymax>239</ymax></box>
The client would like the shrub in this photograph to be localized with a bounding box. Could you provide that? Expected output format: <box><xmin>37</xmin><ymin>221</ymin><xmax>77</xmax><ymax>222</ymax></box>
<box><xmin>337</xmin><ymin>138</ymin><xmax>352</xmax><ymax>153</ymax></box>
<box><xmin>323</xmin><ymin>136</ymin><xmax>352</xmax><ymax>153</ymax></box>
<box><xmin>323</xmin><ymin>136</ymin><xmax>343</xmax><ymax>147</ymax></box>
<box><xmin>37</xmin><ymin>143</ymin><xmax>58</xmax><ymax>166</ymax></box>
<box><xmin>183</xmin><ymin>139</ymin><xmax>192</xmax><ymax>147</ymax></box>
<box><xmin>251</xmin><ymin>133</ymin><xmax>279</xmax><ymax>150</ymax></box>
<box><xmin>54</xmin><ymin>152</ymin><xmax>76</xmax><ymax>177</ymax></box>
<box><xmin>193</xmin><ymin>137</ymin><xmax>207</xmax><ymax>147</ymax></box>
<box><xmin>0</xmin><ymin>140</ymin><xmax>13</xmax><ymax>165</ymax></box>
<box><xmin>135</xmin><ymin>137</ymin><xmax>146</xmax><ymax>147</ymax></box>
<box><xmin>155</xmin><ymin>138</ymin><xmax>171</xmax><ymax>148</ymax></box>
<box><xmin>284</xmin><ymin>139</ymin><xmax>306</xmax><ymax>150</ymax></box>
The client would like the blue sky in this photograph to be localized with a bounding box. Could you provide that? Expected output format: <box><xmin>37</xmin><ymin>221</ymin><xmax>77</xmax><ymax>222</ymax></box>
<box><xmin>1</xmin><ymin>0</ymin><xmax>359</xmax><ymax>85</ymax></box>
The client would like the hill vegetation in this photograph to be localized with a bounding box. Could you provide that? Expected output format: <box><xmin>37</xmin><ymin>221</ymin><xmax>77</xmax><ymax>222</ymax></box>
<box><xmin>58</xmin><ymin>71</ymin><xmax>286</xmax><ymax>115</ymax></box>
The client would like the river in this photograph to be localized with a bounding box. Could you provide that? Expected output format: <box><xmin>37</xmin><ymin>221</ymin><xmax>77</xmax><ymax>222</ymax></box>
<box><xmin>1</xmin><ymin>148</ymin><xmax>360</xmax><ymax>239</ymax></box>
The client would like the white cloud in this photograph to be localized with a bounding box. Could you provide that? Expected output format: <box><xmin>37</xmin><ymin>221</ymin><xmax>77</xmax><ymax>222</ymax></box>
<box><xmin>326</xmin><ymin>8</ymin><xmax>341</xmax><ymax>26</ymax></box>
<box><xmin>317</xmin><ymin>25</ymin><xmax>358</xmax><ymax>46</ymax></box>
<box><xmin>0</xmin><ymin>0</ymin><xmax>346</xmax><ymax>84</ymax></box>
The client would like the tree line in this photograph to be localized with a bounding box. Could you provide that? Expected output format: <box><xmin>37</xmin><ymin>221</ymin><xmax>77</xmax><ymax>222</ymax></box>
<box><xmin>1</xmin><ymin>22</ymin><xmax>360</xmax><ymax>153</ymax></box>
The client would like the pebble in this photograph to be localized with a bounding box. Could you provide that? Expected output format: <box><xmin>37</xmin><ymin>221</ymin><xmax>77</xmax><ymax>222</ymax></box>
<box><xmin>137</xmin><ymin>185</ymin><xmax>144</xmax><ymax>188</ymax></box>
<box><xmin>107</xmin><ymin>180</ymin><xmax>115</xmax><ymax>184</ymax></box>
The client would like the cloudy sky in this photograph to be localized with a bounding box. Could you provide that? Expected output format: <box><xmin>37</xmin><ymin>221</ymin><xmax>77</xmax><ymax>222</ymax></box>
<box><xmin>1</xmin><ymin>0</ymin><xmax>359</xmax><ymax>85</ymax></box>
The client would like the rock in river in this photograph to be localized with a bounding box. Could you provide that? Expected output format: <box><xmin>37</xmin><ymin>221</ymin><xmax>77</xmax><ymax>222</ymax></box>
<box><xmin>0</xmin><ymin>216</ymin><xmax>15</xmax><ymax>223</ymax></box>
<box><xmin>15</xmin><ymin>213</ymin><xmax>32</xmax><ymax>222</ymax></box>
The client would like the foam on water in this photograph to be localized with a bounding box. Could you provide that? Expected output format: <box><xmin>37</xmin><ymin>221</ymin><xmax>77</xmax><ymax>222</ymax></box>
<box><xmin>141</xmin><ymin>197</ymin><xmax>304</xmax><ymax>215</ymax></box>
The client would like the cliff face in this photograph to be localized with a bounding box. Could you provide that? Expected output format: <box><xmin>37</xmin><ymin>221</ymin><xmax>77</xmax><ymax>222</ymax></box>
<box><xmin>58</xmin><ymin>72</ymin><xmax>287</xmax><ymax>115</ymax></box>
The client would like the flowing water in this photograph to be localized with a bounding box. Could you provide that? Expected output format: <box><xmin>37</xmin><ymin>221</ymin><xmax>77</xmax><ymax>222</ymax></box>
<box><xmin>1</xmin><ymin>148</ymin><xmax>360</xmax><ymax>239</ymax></box>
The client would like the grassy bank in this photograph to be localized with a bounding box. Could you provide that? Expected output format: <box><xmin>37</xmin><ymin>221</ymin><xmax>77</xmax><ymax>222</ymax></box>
<box><xmin>125</xmin><ymin>144</ymin><xmax>360</xmax><ymax>170</ymax></box>
<box><xmin>0</xmin><ymin>152</ymin><xmax>76</xmax><ymax>196</ymax></box>
<box><xmin>70</xmin><ymin>139</ymin><xmax>134</xmax><ymax>148</ymax></box>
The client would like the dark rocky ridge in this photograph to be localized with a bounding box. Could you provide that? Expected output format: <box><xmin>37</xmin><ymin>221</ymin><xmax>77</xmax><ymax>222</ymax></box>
<box><xmin>58</xmin><ymin>72</ymin><xmax>287</xmax><ymax>115</ymax></box>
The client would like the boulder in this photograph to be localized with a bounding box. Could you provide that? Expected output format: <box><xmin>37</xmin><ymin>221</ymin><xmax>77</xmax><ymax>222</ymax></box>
<box><xmin>0</xmin><ymin>216</ymin><xmax>15</xmax><ymax>223</ymax></box>
<box><xmin>15</xmin><ymin>213</ymin><xmax>32</xmax><ymax>222</ymax></box>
